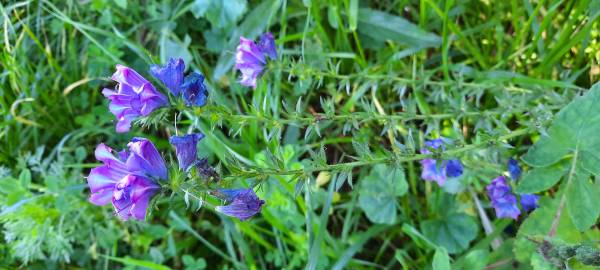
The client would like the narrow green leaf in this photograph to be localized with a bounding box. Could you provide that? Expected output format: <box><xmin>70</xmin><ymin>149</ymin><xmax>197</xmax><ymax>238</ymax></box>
<box><xmin>348</xmin><ymin>0</ymin><xmax>358</xmax><ymax>31</ymax></box>
<box><xmin>356</xmin><ymin>8</ymin><xmax>441</xmax><ymax>48</ymax></box>
<box><xmin>100</xmin><ymin>255</ymin><xmax>170</xmax><ymax>270</ymax></box>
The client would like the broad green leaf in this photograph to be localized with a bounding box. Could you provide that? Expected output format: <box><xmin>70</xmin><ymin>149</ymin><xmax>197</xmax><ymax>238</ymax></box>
<box><xmin>515</xmin><ymin>164</ymin><xmax>565</xmax><ymax>194</ymax></box>
<box><xmin>421</xmin><ymin>213</ymin><xmax>478</xmax><ymax>254</ymax></box>
<box><xmin>579</xmin><ymin>150</ymin><xmax>600</xmax><ymax>175</ymax></box>
<box><xmin>523</xmin><ymin>83</ymin><xmax>600</xmax><ymax>167</ymax></box>
<box><xmin>358</xmin><ymin>164</ymin><xmax>407</xmax><ymax>224</ymax></box>
<box><xmin>432</xmin><ymin>248</ymin><xmax>451</xmax><ymax>270</ymax></box>
<box><xmin>458</xmin><ymin>249</ymin><xmax>488</xmax><ymax>270</ymax></box>
<box><xmin>566</xmin><ymin>172</ymin><xmax>600</xmax><ymax>231</ymax></box>
<box><xmin>356</xmin><ymin>8</ymin><xmax>441</xmax><ymax>48</ymax></box>
<box><xmin>191</xmin><ymin>0</ymin><xmax>247</xmax><ymax>28</ymax></box>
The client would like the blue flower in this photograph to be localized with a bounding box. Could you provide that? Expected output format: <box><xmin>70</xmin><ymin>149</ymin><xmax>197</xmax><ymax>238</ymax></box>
<box><xmin>149</xmin><ymin>58</ymin><xmax>208</xmax><ymax>107</ymax></box>
<box><xmin>420</xmin><ymin>139</ymin><xmax>464</xmax><ymax>186</ymax></box>
<box><xmin>169</xmin><ymin>133</ymin><xmax>205</xmax><ymax>171</ymax></box>
<box><xmin>180</xmin><ymin>73</ymin><xmax>208</xmax><ymax>107</ymax></box>
<box><xmin>214</xmin><ymin>188</ymin><xmax>265</xmax><ymax>221</ymax></box>
<box><xmin>507</xmin><ymin>158</ymin><xmax>522</xmax><ymax>180</ymax></box>
<box><xmin>520</xmin><ymin>194</ymin><xmax>539</xmax><ymax>212</ymax></box>
<box><xmin>149</xmin><ymin>58</ymin><xmax>185</xmax><ymax>96</ymax></box>
<box><xmin>486</xmin><ymin>176</ymin><xmax>521</xmax><ymax>220</ymax></box>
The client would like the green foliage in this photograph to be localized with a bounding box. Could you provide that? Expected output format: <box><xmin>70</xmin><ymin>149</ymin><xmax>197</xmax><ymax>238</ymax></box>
<box><xmin>358</xmin><ymin>164</ymin><xmax>407</xmax><ymax>224</ymax></box>
<box><xmin>2</xmin><ymin>0</ymin><xmax>600</xmax><ymax>269</ymax></box>
<box><xmin>521</xmin><ymin>83</ymin><xmax>600</xmax><ymax>231</ymax></box>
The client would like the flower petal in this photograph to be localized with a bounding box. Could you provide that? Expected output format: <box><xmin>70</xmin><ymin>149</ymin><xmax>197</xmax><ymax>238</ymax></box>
<box><xmin>149</xmin><ymin>58</ymin><xmax>185</xmax><ymax>96</ymax></box>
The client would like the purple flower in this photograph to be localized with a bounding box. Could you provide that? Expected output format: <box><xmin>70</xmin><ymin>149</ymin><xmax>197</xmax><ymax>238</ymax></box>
<box><xmin>214</xmin><ymin>188</ymin><xmax>265</xmax><ymax>221</ymax></box>
<box><xmin>507</xmin><ymin>158</ymin><xmax>522</xmax><ymax>180</ymax></box>
<box><xmin>520</xmin><ymin>194</ymin><xmax>539</xmax><ymax>212</ymax></box>
<box><xmin>420</xmin><ymin>139</ymin><xmax>464</xmax><ymax>186</ymax></box>
<box><xmin>169</xmin><ymin>133</ymin><xmax>205</xmax><ymax>171</ymax></box>
<box><xmin>150</xmin><ymin>58</ymin><xmax>208</xmax><ymax>107</ymax></box>
<box><xmin>235</xmin><ymin>33</ymin><xmax>277</xmax><ymax>89</ymax></box>
<box><xmin>486</xmin><ymin>176</ymin><xmax>521</xmax><ymax>220</ymax></box>
<box><xmin>150</xmin><ymin>58</ymin><xmax>185</xmax><ymax>96</ymax></box>
<box><xmin>87</xmin><ymin>138</ymin><xmax>167</xmax><ymax>221</ymax></box>
<box><xmin>181</xmin><ymin>73</ymin><xmax>208</xmax><ymax>107</ymax></box>
<box><xmin>102</xmin><ymin>65</ymin><xmax>168</xmax><ymax>133</ymax></box>
<box><xmin>258</xmin><ymin>32</ymin><xmax>277</xmax><ymax>60</ymax></box>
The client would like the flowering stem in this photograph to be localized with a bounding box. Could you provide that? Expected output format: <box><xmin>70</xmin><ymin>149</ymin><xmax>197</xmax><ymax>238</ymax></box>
<box><xmin>279</xmin><ymin>67</ymin><xmax>585</xmax><ymax>91</ymax></box>
<box><xmin>224</xmin><ymin>128</ymin><xmax>531</xmax><ymax>179</ymax></box>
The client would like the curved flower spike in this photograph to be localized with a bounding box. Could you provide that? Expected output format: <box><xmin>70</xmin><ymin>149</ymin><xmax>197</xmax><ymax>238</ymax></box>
<box><xmin>169</xmin><ymin>133</ymin><xmax>205</xmax><ymax>171</ymax></box>
<box><xmin>214</xmin><ymin>188</ymin><xmax>265</xmax><ymax>221</ymax></box>
<box><xmin>102</xmin><ymin>65</ymin><xmax>168</xmax><ymax>133</ymax></box>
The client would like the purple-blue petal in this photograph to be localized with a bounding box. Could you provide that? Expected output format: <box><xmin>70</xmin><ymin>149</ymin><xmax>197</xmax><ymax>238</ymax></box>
<box><xmin>420</xmin><ymin>159</ymin><xmax>446</xmax><ymax>186</ymax></box>
<box><xmin>508</xmin><ymin>158</ymin><xmax>522</xmax><ymax>181</ymax></box>
<box><xmin>181</xmin><ymin>73</ymin><xmax>208</xmax><ymax>107</ymax></box>
<box><xmin>235</xmin><ymin>36</ymin><xmax>268</xmax><ymax>89</ymax></box>
<box><xmin>445</xmin><ymin>159</ymin><xmax>463</xmax><ymax>177</ymax></box>
<box><xmin>169</xmin><ymin>133</ymin><xmax>205</xmax><ymax>171</ymax></box>
<box><xmin>214</xmin><ymin>188</ymin><xmax>265</xmax><ymax>221</ymax></box>
<box><xmin>87</xmin><ymin>139</ymin><xmax>165</xmax><ymax>221</ymax></box>
<box><xmin>126</xmin><ymin>138</ymin><xmax>168</xmax><ymax>180</ymax></box>
<box><xmin>149</xmin><ymin>58</ymin><xmax>185</xmax><ymax>96</ymax></box>
<box><xmin>520</xmin><ymin>194</ymin><xmax>539</xmax><ymax>212</ymax></box>
<box><xmin>258</xmin><ymin>32</ymin><xmax>277</xmax><ymax>60</ymax></box>
<box><xmin>104</xmin><ymin>65</ymin><xmax>167</xmax><ymax>133</ymax></box>
<box><xmin>486</xmin><ymin>176</ymin><xmax>521</xmax><ymax>220</ymax></box>
<box><xmin>491</xmin><ymin>194</ymin><xmax>521</xmax><ymax>220</ymax></box>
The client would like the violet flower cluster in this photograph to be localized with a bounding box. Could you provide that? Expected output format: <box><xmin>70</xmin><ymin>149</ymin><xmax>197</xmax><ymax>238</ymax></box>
<box><xmin>420</xmin><ymin>139</ymin><xmax>464</xmax><ymax>186</ymax></box>
<box><xmin>87</xmin><ymin>138</ymin><xmax>167</xmax><ymax>221</ymax></box>
<box><xmin>90</xmin><ymin>48</ymin><xmax>276</xmax><ymax>221</ymax></box>
<box><xmin>235</xmin><ymin>32</ymin><xmax>277</xmax><ymax>88</ymax></box>
<box><xmin>486</xmin><ymin>159</ymin><xmax>539</xmax><ymax>220</ymax></box>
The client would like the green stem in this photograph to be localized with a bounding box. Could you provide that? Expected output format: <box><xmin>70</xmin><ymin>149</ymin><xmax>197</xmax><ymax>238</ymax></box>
<box><xmin>223</xmin><ymin>128</ymin><xmax>531</xmax><ymax>179</ymax></box>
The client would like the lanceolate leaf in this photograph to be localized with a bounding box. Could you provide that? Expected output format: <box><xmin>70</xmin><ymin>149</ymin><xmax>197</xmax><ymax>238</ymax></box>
<box><xmin>356</xmin><ymin>8</ymin><xmax>441</xmax><ymax>48</ymax></box>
